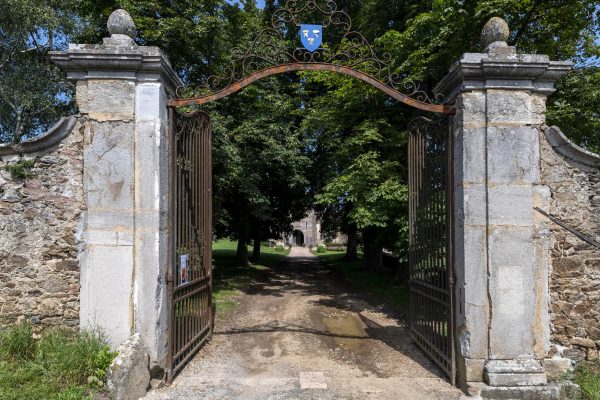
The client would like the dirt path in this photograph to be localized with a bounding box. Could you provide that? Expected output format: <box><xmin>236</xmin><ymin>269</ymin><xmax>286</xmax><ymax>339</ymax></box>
<box><xmin>144</xmin><ymin>247</ymin><xmax>465</xmax><ymax>400</ymax></box>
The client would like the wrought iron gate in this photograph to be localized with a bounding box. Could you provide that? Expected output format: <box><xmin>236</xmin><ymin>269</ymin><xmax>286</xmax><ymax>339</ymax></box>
<box><xmin>408</xmin><ymin>117</ymin><xmax>455</xmax><ymax>384</ymax></box>
<box><xmin>167</xmin><ymin>110</ymin><xmax>213</xmax><ymax>383</ymax></box>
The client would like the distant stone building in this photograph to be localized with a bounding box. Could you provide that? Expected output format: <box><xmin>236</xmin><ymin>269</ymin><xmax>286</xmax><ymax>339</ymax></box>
<box><xmin>285</xmin><ymin>211</ymin><xmax>347</xmax><ymax>247</ymax></box>
<box><xmin>286</xmin><ymin>211</ymin><xmax>320</xmax><ymax>247</ymax></box>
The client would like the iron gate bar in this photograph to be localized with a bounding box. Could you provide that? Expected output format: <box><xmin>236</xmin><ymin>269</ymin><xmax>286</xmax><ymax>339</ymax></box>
<box><xmin>168</xmin><ymin>63</ymin><xmax>455</xmax><ymax>115</ymax></box>
<box><xmin>408</xmin><ymin>116</ymin><xmax>455</xmax><ymax>385</ymax></box>
<box><xmin>167</xmin><ymin>110</ymin><xmax>214</xmax><ymax>383</ymax></box>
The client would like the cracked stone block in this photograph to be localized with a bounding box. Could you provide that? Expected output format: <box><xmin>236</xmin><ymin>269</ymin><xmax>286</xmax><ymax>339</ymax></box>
<box><xmin>106</xmin><ymin>334</ymin><xmax>150</xmax><ymax>400</ymax></box>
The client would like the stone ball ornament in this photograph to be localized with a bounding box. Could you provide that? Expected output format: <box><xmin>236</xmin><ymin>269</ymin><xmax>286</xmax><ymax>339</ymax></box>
<box><xmin>481</xmin><ymin>17</ymin><xmax>510</xmax><ymax>48</ymax></box>
<box><xmin>107</xmin><ymin>9</ymin><xmax>137</xmax><ymax>39</ymax></box>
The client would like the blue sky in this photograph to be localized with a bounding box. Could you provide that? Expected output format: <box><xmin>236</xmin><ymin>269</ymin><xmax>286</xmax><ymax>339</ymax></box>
<box><xmin>231</xmin><ymin>0</ymin><xmax>265</xmax><ymax>8</ymax></box>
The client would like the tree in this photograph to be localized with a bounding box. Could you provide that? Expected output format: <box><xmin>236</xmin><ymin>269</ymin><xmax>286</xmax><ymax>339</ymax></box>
<box><xmin>4</xmin><ymin>0</ymin><xmax>597</xmax><ymax>273</ymax></box>
<box><xmin>376</xmin><ymin>0</ymin><xmax>599</xmax><ymax>148</ymax></box>
<box><xmin>212</xmin><ymin>77</ymin><xmax>311</xmax><ymax>265</ymax></box>
<box><xmin>547</xmin><ymin>67</ymin><xmax>600</xmax><ymax>154</ymax></box>
<box><xmin>0</xmin><ymin>0</ymin><xmax>75</xmax><ymax>143</ymax></box>
<box><xmin>303</xmin><ymin>0</ymin><xmax>598</xmax><ymax>272</ymax></box>
<box><xmin>301</xmin><ymin>66</ymin><xmax>411</xmax><ymax>269</ymax></box>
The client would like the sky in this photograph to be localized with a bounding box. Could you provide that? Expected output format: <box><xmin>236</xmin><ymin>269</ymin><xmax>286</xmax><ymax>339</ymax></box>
<box><xmin>231</xmin><ymin>0</ymin><xmax>265</xmax><ymax>8</ymax></box>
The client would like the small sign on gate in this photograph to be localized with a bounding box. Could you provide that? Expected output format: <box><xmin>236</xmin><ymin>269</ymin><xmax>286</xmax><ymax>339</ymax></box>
<box><xmin>179</xmin><ymin>254</ymin><xmax>189</xmax><ymax>286</ymax></box>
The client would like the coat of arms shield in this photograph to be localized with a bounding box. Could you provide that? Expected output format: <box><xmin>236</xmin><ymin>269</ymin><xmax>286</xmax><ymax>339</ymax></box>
<box><xmin>300</xmin><ymin>24</ymin><xmax>323</xmax><ymax>53</ymax></box>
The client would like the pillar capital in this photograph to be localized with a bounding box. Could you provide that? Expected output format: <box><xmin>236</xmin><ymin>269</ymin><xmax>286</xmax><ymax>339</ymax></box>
<box><xmin>50</xmin><ymin>9</ymin><xmax>182</xmax><ymax>96</ymax></box>
<box><xmin>50</xmin><ymin>44</ymin><xmax>182</xmax><ymax>97</ymax></box>
<box><xmin>435</xmin><ymin>16</ymin><xmax>571</xmax><ymax>103</ymax></box>
<box><xmin>435</xmin><ymin>53</ymin><xmax>572</xmax><ymax>102</ymax></box>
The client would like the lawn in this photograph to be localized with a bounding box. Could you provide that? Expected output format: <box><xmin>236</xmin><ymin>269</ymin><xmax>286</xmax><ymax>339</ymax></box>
<box><xmin>212</xmin><ymin>239</ymin><xmax>289</xmax><ymax>317</ymax></box>
<box><xmin>316</xmin><ymin>251</ymin><xmax>409</xmax><ymax>311</ymax></box>
<box><xmin>0</xmin><ymin>323</ymin><xmax>116</xmax><ymax>400</ymax></box>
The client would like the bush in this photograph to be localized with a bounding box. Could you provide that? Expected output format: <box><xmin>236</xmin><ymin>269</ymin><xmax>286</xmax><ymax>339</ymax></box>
<box><xmin>0</xmin><ymin>322</ymin><xmax>117</xmax><ymax>400</ymax></box>
<box><xmin>5</xmin><ymin>160</ymin><xmax>35</xmax><ymax>179</ymax></box>
<box><xmin>275</xmin><ymin>243</ymin><xmax>286</xmax><ymax>252</ymax></box>
<box><xmin>316</xmin><ymin>244</ymin><xmax>327</xmax><ymax>253</ymax></box>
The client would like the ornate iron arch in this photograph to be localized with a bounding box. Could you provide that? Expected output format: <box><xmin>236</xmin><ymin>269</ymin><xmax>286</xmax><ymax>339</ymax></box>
<box><xmin>168</xmin><ymin>0</ymin><xmax>454</xmax><ymax>114</ymax></box>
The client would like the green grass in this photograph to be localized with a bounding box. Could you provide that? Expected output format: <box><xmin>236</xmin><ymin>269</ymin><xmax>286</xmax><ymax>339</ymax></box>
<box><xmin>316</xmin><ymin>251</ymin><xmax>409</xmax><ymax>311</ymax></box>
<box><xmin>212</xmin><ymin>239</ymin><xmax>289</xmax><ymax>317</ymax></box>
<box><xmin>573</xmin><ymin>361</ymin><xmax>600</xmax><ymax>400</ymax></box>
<box><xmin>0</xmin><ymin>323</ymin><xmax>116</xmax><ymax>400</ymax></box>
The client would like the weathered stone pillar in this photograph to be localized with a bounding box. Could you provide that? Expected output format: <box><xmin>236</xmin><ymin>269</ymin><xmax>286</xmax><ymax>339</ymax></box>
<box><xmin>50</xmin><ymin>10</ymin><xmax>182</xmax><ymax>371</ymax></box>
<box><xmin>435</xmin><ymin>18</ymin><xmax>572</xmax><ymax>397</ymax></box>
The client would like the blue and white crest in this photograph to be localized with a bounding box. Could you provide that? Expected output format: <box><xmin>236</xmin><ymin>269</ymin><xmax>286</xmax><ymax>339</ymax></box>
<box><xmin>300</xmin><ymin>24</ymin><xmax>323</xmax><ymax>52</ymax></box>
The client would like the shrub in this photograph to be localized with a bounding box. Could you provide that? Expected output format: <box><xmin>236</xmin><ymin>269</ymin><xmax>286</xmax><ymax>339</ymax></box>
<box><xmin>275</xmin><ymin>243</ymin><xmax>286</xmax><ymax>252</ymax></box>
<box><xmin>5</xmin><ymin>160</ymin><xmax>35</xmax><ymax>179</ymax></box>
<box><xmin>316</xmin><ymin>244</ymin><xmax>327</xmax><ymax>253</ymax></box>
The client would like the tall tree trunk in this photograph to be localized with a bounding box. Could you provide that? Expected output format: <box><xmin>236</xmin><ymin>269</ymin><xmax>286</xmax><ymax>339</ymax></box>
<box><xmin>12</xmin><ymin>112</ymin><xmax>23</xmax><ymax>144</ymax></box>
<box><xmin>362</xmin><ymin>227</ymin><xmax>383</xmax><ymax>271</ymax></box>
<box><xmin>12</xmin><ymin>109</ymin><xmax>30</xmax><ymax>144</ymax></box>
<box><xmin>393</xmin><ymin>261</ymin><xmax>409</xmax><ymax>285</ymax></box>
<box><xmin>252</xmin><ymin>235</ymin><xmax>261</xmax><ymax>261</ymax></box>
<box><xmin>344</xmin><ymin>221</ymin><xmax>358</xmax><ymax>261</ymax></box>
<box><xmin>236</xmin><ymin>217</ymin><xmax>250</xmax><ymax>267</ymax></box>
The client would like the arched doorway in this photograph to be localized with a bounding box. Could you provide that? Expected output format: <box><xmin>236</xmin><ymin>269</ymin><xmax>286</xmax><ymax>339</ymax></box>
<box><xmin>293</xmin><ymin>230</ymin><xmax>305</xmax><ymax>247</ymax></box>
<box><xmin>166</xmin><ymin>0</ymin><xmax>455</xmax><ymax>385</ymax></box>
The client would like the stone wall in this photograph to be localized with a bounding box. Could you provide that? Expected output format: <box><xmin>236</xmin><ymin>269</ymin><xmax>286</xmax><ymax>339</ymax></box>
<box><xmin>0</xmin><ymin>117</ymin><xmax>84</xmax><ymax>329</ymax></box>
<box><xmin>540</xmin><ymin>126</ymin><xmax>600</xmax><ymax>364</ymax></box>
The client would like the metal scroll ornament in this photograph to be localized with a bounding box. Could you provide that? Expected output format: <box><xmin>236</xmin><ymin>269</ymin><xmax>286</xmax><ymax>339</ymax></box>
<box><xmin>175</xmin><ymin>0</ymin><xmax>447</xmax><ymax>110</ymax></box>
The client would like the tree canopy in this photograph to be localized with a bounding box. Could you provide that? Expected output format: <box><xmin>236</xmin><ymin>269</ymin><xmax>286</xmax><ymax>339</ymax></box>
<box><xmin>1</xmin><ymin>0</ymin><xmax>598</xmax><ymax>266</ymax></box>
<box><xmin>0</xmin><ymin>0</ymin><xmax>76</xmax><ymax>143</ymax></box>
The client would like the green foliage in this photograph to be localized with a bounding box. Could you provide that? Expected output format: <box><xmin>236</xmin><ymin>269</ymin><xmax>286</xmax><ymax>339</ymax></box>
<box><xmin>36</xmin><ymin>330</ymin><xmax>116</xmax><ymax>387</ymax></box>
<box><xmin>0</xmin><ymin>0</ymin><xmax>76</xmax><ymax>143</ymax></box>
<box><xmin>0</xmin><ymin>322</ymin><xmax>116</xmax><ymax>400</ymax></box>
<box><xmin>1</xmin><ymin>0</ymin><xmax>598</xmax><ymax>272</ymax></box>
<box><xmin>374</xmin><ymin>0</ymin><xmax>599</xmax><ymax>152</ymax></box>
<box><xmin>316</xmin><ymin>244</ymin><xmax>327</xmax><ymax>253</ymax></box>
<box><xmin>4</xmin><ymin>160</ymin><xmax>35</xmax><ymax>179</ymax></box>
<box><xmin>573</xmin><ymin>361</ymin><xmax>600</xmax><ymax>400</ymax></box>
<box><xmin>548</xmin><ymin>67</ymin><xmax>600</xmax><ymax>154</ymax></box>
<box><xmin>0</xmin><ymin>322</ymin><xmax>36</xmax><ymax>361</ymax></box>
<box><xmin>275</xmin><ymin>243</ymin><xmax>286</xmax><ymax>252</ymax></box>
<box><xmin>211</xmin><ymin>75</ymin><xmax>312</xmax><ymax>253</ymax></box>
<box><xmin>303</xmin><ymin>68</ymin><xmax>410</xmax><ymax>259</ymax></box>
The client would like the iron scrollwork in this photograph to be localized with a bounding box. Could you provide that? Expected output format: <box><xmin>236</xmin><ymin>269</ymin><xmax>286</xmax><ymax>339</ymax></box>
<box><xmin>176</xmin><ymin>0</ymin><xmax>446</xmax><ymax>109</ymax></box>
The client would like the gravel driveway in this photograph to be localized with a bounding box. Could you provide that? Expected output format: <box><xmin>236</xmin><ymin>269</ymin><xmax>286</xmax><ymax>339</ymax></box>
<box><xmin>144</xmin><ymin>247</ymin><xmax>465</xmax><ymax>400</ymax></box>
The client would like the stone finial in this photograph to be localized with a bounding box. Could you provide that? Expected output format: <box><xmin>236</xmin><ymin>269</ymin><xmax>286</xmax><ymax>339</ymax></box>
<box><xmin>481</xmin><ymin>17</ymin><xmax>510</xmax><ymax>51</ymax></box>
<box><xmin>107</xmin><ymin>9</ymin><xmax>137</xmax><ymax>39</ymax></box>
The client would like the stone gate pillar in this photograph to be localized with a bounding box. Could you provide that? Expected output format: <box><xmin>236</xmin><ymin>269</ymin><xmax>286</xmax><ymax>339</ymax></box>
<box><xmin>50</xmin><ymin>10</ymin><xmax>182</xmax><ymax>371</ymax></box>
<box><xmin>435</xmin><ymin>18</ymin><xmax>572</xmax><ymax>397</ymax></box>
